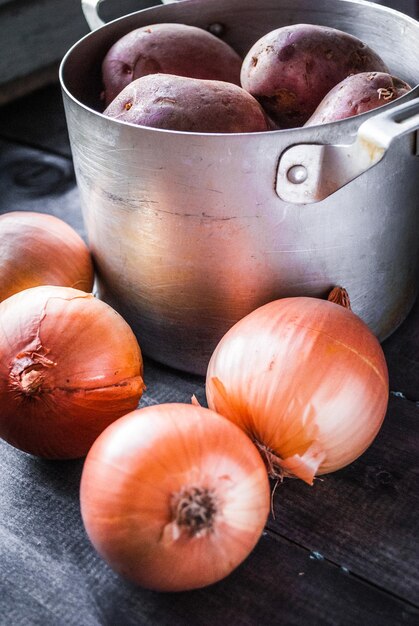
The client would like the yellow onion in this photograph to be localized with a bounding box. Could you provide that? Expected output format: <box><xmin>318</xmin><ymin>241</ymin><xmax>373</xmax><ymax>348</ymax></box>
<box><xmin>206</xmin><ymin>293</ymin><xmax>389</xmax><ymax>484</ymax></box>
<box><xmin>0</xmin><ymin>285</ymin><xmax>144</xmax><ymax>458</ymax></box>
<box><xmin>80</xmin><ymin>403</ymin><xmax>270</xmax><ymax>591</ymax></box>
<box><xmin>0</xmin><ymin>211</ymin><xmax>94</xmax><ymax>302</ymax></box>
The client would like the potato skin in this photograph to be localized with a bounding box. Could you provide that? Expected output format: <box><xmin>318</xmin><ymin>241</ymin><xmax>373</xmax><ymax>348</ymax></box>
<box><xmin>305</xmin><ymin>72</ymin><xmax>412</xmax><ymax>125</ymax></box>
<box><xmin>102</xmin><ymin>23</ymin><xmax>243</xmax><ymax>106</ymax></box>
<box><xmin>241</xmin><ymin>24</ymin><xmax>389</xmax><ymax>128</ymax></box>
<box><xmin>103</xmin><ymin>74</ymin><xmax>269</xmax><ymax>133</ymax></box>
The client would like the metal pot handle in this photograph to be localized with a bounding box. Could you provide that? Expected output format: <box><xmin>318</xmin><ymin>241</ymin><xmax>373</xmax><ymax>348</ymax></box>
<box><xmin>81</xmin><ymin>0</ymin><xmax>168</xmax><ymax>31</ymax></box>
<box><xmin>81</xmin><ymin>0</ymin><xmax>106</xmax><ymax>30</ymax></box>
<box><xmin>276</xmin><ymin>97</ymin><xmax>419</xmax><ymax>204</ymax></box>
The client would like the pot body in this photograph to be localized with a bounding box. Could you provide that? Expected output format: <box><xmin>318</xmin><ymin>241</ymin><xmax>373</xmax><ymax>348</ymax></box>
<box><xmin>60</xmin><ymin>0</ymin><xmax>419</xmax><ymax>374</ymax></box>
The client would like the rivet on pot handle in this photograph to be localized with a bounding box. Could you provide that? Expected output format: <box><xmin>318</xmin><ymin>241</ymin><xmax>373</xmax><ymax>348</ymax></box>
<box><xmin>276</xmin><ymin>97</ymin><xmax>419</xmax><ymax>204</ymax></box>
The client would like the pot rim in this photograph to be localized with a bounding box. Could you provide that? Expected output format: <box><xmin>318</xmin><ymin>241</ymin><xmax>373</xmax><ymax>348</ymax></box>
<box><xmin>59</xmin><ymin>0</ymin><xmax>419</xmax><ymax>138</ymax></box>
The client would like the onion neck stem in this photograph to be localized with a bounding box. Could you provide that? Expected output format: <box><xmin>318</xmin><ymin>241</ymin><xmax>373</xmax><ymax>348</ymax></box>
<box><xmin>328</xmin><ymin>286</ymin><xmax>351</xmax><ymax>309</ymax></box>
<box><xmin>253</xmin><ymin>440</ymin><xmax>292</xmax><ymax>481</ymax></box>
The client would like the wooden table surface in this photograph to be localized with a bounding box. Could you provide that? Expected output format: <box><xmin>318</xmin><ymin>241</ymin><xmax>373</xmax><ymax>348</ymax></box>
<box><xmin>0</xmin><ymin>79</ymin><xmax>418</xmax><ymax>625</ymax></box>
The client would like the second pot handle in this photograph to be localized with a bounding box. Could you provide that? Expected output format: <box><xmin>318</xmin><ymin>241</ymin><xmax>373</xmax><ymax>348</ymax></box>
<box><xmin>81</xmin><ymin>0</ymin><xmax>106</xmax><ymax>30</ymax></box>
<box><xmin>81</xmin><ymin>0</ymin><xmax>169</xmax><ymax>31</ymax></box>
<box><xmin>276</xmin><ymin>97</ymin><xmax>419</xmax><ymax>204</ymax></box>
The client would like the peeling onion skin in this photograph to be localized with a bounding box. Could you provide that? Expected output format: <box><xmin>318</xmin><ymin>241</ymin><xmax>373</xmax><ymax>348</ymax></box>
<box><xmin>0</xmin><ymin>286</ymin><xmax>144</xmax><ymax>458</ymax></box>
<box><xmin>0</xmin><ymin>212</ymin><xmax>94</xmax><ymax>303</ymax></box>
<box><xmin>206</xmin><ymin>297</ymin><xmax>389</xmax><ymax>484</ymax></box>
<box><xmin>80</xmin><ymin>403</ymin><xmax>270</xmax><ymax>592</ymax></box>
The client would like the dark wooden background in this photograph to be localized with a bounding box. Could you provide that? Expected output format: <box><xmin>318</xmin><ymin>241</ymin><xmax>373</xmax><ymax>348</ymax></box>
<box><xmin>0</xmin><ymin>3</ymin><xmax>419</xmax><ymax>625</ymax></box>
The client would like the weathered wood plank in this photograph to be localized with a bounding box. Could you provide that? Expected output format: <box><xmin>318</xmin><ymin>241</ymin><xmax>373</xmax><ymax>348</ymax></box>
<box><xmin>0</xmin><ymin>63</ymin><xmax>62</xmax><ymax>110</ymax></box>
<box><xmin>0</xmin><ymin>138</ymin><xmax>85</xmax><ymax>236</ymax></box>
<box><xmin>268</xmin><ymin>395</ymin><xmax>419</xmax><ymax>605</ymax></box>
<box><xmin>0</xmin><ymin>0</ymin><xmax>88</xmax><ymax>96</ymax></box>
<box><xmin>0</xmin><ymin>84</ymin><xmax>72</xmax><ymax>157</ymax></box>
<box><xmin>1</xmin><ymin>437</ymin><xmax>418</xmax><ymax>626</ymax></box>
<box><xmin>383</xmin><ymin>298</ymin><xmax>419</xmax><ymax>401</ymax></box>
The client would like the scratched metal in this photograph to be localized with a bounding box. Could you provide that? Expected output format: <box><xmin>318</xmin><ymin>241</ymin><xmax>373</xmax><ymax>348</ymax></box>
<box><xmin>60</xmin><ymin>0</ymin><xmax>419</xmax><ymax>374</ymax></box>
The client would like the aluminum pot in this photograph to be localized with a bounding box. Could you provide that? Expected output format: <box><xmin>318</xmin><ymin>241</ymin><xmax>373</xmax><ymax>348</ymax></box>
<box><xmin>60</xmin><ymin>0</ymin><xmax>419</xmax><ymax>375</ymax></box>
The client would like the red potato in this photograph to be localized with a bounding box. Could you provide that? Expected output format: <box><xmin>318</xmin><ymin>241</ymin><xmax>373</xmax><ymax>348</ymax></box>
<box><xmin>102</xmin><ymin>23</ymin><xmax>243</xmax><ymax>106</ymax></box>
<box><xmin>241</xmin><ymin>24</ymin><xmax>389</xmax><ymax>128</ymax></box>
<box><xmin>305</xmin><ymin>72</ymin><xmax>412</xmax><ymax>125</ymax></box>
<box><xmin>103</xmin><ymin>73</ymin><xmax>269</xmax><ymax>133</ymax></box>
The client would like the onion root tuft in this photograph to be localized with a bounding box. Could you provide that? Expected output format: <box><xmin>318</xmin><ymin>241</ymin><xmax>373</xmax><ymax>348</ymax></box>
<box><xmin>171</xmin><ymin>486</ymin><xmax>219</xmax><ymax>538</ymax></box>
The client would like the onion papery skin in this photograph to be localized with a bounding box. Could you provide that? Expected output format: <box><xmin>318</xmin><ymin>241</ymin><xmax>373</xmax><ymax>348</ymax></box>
<box><xmin>206</xmin><ymin>297</ymin><xmax>389</xmax><ymax>484</ymax></box>
<box><xmin>80</xmin><ymin>403</ymin><xmax>270</xmax><ymax>592</ymax></box>
<box><xmin>0</xmin><ymin>211</ymin><xmax>94</xmax><ymax>303</ymax></box>
<box><xmin>0</xmin><ymin>285</ymin><xmax>144</xmax><ymax>458</ymax></box>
